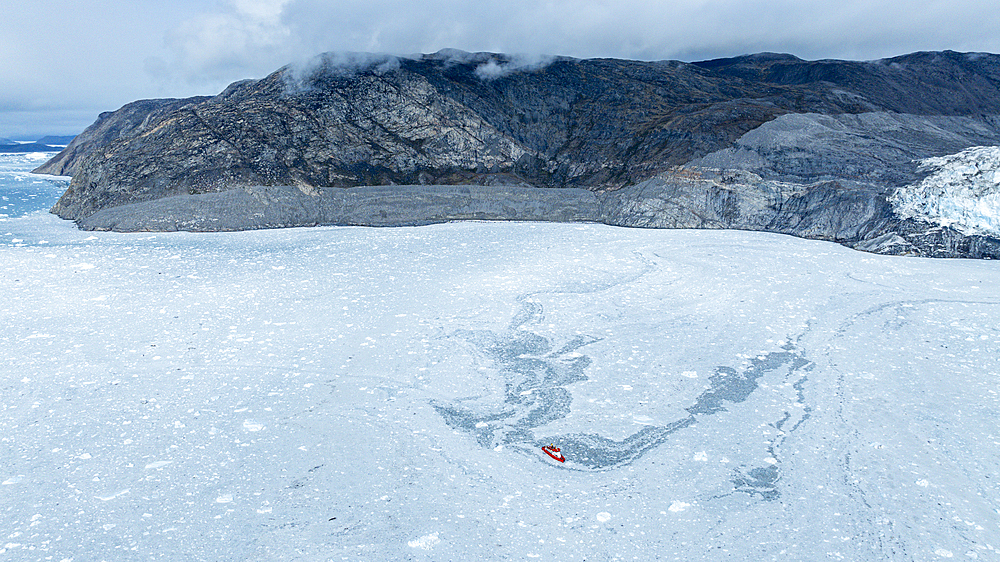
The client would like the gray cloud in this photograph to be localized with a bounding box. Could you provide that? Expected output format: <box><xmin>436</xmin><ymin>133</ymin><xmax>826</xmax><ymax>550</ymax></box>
<box><xmin>468</xmin><ymin>54</ymin><xmax>558</xmax><ymax>80</ymax></box>
<box><xmin>281</xmin><ymin>52</ymin><xmax>404</xmax><ymax>93</ymax></box>
<box><xmin>2</xmin><ymin>0</ymin><xmax>999</xmax><ymax>136</ymax></box>
<box><xmin>279</xmin><ymin>49</ymin><xmax>557</xmax><ymax>94</ymax></box>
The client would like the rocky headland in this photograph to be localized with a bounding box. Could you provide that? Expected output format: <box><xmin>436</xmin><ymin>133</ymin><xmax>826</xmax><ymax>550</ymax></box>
<box><xmin>1</xmin><ymin>138</ymin><xmax>61</xmax><ymax>153</ymax></box>
<box><xmin>35</xmin><ymin>50</ymin><xmax>1000</xmax><ymax>257</ymax></box>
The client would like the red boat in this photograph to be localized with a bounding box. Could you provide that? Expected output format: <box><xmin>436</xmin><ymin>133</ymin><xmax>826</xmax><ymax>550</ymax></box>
<box><xmin>542</xmin><ymin>444</ymin><xmax>565</xmax><ymax>463</ymax></box>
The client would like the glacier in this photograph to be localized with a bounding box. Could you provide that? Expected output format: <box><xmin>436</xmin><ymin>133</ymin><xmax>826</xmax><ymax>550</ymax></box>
<box><xmin>2</xmin><ymin>154</ymin><xmax>1000</xmax><ymax>560</ymax></box>
<box><xmin>892</xmin><ymin>146</ymin><xmax>1000</xmax><ymax>237</ymax></box>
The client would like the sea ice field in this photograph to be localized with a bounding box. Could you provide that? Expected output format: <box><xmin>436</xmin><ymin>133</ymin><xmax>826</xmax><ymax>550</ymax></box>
<box><xmin>2</xmin><ymin>153</ymin><xmax>1000</xmax><ymax>561</ymax></box>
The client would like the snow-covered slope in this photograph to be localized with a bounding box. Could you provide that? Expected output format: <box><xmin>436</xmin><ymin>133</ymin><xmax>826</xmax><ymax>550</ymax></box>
<box><xmin>892</xmin><ymin>146</ymin><xmax>1000</xmax><ymax>236</ymax></box>
<box><xmin>2</xmin><ymin>209</ymin><xmax>999</xmax><ymax>560</ymax></box>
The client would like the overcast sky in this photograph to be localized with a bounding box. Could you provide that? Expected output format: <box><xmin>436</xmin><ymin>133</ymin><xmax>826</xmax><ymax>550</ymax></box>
<box><xmin>3</xmin><ymin>0</ymin><xmax>999</xmax><ymax>137</ymax></box>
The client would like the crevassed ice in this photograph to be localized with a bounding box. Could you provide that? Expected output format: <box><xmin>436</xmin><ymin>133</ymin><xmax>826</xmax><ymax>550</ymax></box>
<box><xmin>891</xmin><ymin>146</ymin><xmax>1000</xmax><ymax>237</ymax></box>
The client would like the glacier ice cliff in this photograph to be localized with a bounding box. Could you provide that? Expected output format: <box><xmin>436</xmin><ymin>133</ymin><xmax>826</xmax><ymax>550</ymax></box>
<box><xmin>891</xmin><ymin>146</ymin><xmax>1000</xmax><ymax>237</ymax></box>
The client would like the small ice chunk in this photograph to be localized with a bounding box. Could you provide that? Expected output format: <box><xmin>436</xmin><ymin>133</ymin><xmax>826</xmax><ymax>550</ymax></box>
<box><xmin>693</xmin><ymin>451</ymin><xmax>708</xmax><ymax>462</ymax></box>
<box><xmin>916</xmin><ymin>479</ymin><xmax>929</xmax><ymax>487</ymax></box>
<box><xmin>680</xmin><ymin>371</ymin><xmax>697</xmax><ymax>378</ymax></box>
<box><xmin>144</xmin><ymin>460</ymin><xmax>172</xmax><ymax>470</ymax></box>
<box><xmin>408</xmin><ymin>532</ymin><xmax>440</xmax><ymax>550</ymax></box>
<box><xmin>595</xmin><ymin>512</ymin><xmax>612</xmax><ymax>522</ymax></box>
<box><xmin>668</xmin><ymin>501</ymin><xmax>691</xmax><ymax>512</ymax></box>
<box><xmin>96</xmin><ymin>489</ymin><xmax>129</xmax><ymax>501</ymax></box>
<box><xmin>243</xmin><ymin>420</ymin><xmax>264</xmax><ymax>432</ymax></box>
<box><xmin>216</xmin><ymin>494</ymin><xmax>233</xmax><ymax>504</ymax></box>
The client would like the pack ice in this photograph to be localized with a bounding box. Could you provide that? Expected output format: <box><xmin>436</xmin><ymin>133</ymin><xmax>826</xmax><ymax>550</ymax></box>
<box><xmin>1</xmin><ymin>160</ymin><xmax>999</xmax><ymax>560</ymax></box>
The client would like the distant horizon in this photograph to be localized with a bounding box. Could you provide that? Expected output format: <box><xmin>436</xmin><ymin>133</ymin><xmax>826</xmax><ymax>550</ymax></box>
<box><xmin>1</xmin><ymin>135</ymin><xmax>78</xmax><ymax>144</ymax></box>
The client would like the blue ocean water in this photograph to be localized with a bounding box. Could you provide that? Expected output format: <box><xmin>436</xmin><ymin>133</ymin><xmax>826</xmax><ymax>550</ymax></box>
<box><xmin>0</xmin><ymin>152</ymin><xmax>68</xmax><ymax>219</ymax></box>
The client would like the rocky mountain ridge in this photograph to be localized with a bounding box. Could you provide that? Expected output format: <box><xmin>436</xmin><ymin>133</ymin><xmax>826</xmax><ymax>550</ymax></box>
<box><xmin>36</xmin><ymin>49</ymin><xmax>1000</xmax><ymax>257</ymax></box>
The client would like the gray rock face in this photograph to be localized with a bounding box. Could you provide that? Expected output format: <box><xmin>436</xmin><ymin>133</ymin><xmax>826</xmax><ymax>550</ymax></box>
<box><xmin>78</xmin><ymin>184</ymin><xmax>601</xmax><ymax>232</ymax></box>
<box><xmin>691</xmin><ymin>112</ymin><xmax>1000</xmax><ymax>186</ymax></box>
<box><xmin>36</xmin><ymin>49</ymin><xmax>1000</xmax><ymax>257</ymax></box>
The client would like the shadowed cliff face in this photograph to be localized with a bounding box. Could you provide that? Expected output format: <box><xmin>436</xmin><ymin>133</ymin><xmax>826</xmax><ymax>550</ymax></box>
<box><xmin>694</xmin><ymin>50</ymin><xmax>1000</xmax><ymax>116</ymax></box>
<box><xmin>36</xmin><ymin>50</ymin><xmax>1000</xmax><ymax>257</ymax></box>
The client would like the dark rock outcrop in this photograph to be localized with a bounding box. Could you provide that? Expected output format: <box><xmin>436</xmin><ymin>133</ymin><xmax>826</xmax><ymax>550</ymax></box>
<box><xmin>36</xmin><ymin>49</ymin><xmax>1000</xmax><ymax>257</ymax></box>
<box><xmin>33</xmin><ymin>97</ymin><xmax>210</xmax><ymax>177</ymax></box>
